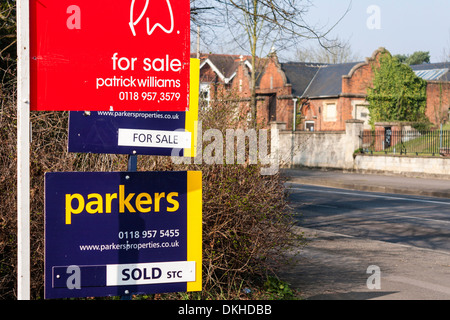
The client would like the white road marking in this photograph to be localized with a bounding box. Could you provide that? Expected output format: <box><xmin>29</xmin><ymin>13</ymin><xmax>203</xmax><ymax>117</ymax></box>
<box><xmin>288</xmin><ymin>186</ymin><xmax>450</xmax><ymax>224</ymax></box>
<box><xmin>288</xmin><ymin>186</ymin><xmax>450</xmax><ymax>206</ymax></box>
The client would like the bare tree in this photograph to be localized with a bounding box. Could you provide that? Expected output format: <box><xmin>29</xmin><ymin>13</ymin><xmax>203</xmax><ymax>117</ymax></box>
<box><xmin>190</xmin><ymin>0</ymin><xmax>227</xmax><ymax>52</ymax></box>
<box><xmin>210</xmin><ymin>0</ymin><xmax>352</xmax><ymax>127</ymax></box>
<box><xmin>441</xmin><ymin>29</ymin><xmax>450</xmax><ymax>62</ymax></box>
<box><xmin>295</xmin><ymin>37</ymin><xmax>361</xmax><ymax>64</ymax></box>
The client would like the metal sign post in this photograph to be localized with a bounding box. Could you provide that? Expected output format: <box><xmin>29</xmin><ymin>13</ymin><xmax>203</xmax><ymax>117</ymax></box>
<box><xmin>17</xmin><ymin>0</ymin><xmax>31</xmax><ymax>300</ymax></box>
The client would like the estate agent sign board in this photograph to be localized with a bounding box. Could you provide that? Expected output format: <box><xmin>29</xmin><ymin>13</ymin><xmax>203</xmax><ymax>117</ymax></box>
<box><xmin>44</xmin><ymin>171</ymin><xmax>202</xmax><ymax>299</ymax></box>
<box><xmin>67</xmin><ymin>58</ymin><xmax>200</xmax><ymax>157</ymax></box>
<box><xmin>30</xmin><ymin>0</ymin><xmax>190</xmax><ymax>111</ymax></box>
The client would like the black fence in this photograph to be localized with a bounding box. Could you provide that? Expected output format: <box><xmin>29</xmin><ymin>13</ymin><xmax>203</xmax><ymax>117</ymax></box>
<box><xmin>362</xmin><ymin>129</ymin><xmax>450</xmax><ymax>156</ymax></box>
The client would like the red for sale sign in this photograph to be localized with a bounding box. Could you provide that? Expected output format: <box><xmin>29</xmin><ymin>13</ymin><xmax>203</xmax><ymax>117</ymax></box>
<box><xmin>30</xmin><ymin>0</ymin><xmax>190</xmax><ymax>111</ymax></box>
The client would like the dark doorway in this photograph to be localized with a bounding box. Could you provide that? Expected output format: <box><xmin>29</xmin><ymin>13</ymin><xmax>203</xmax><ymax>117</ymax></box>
<box><xmin>268</xmin><ymin>94</ymin><xmax>276</xmax><ymax>121</ymax></box>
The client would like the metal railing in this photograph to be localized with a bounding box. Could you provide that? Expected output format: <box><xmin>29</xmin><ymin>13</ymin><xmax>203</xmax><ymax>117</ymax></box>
<box><xmin>362</xmin><ymin>129</ymin><xmax>450</xmax><ymax>156</ymax></box>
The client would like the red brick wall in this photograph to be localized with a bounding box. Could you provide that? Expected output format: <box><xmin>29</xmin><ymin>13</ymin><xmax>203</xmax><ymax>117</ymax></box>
<box><xmin>425</xmin><ymin>81</ymin><xmax>450</xmax><ymax>125</ymax></box>
<box><xmin>342</xmin><ymin>58</ymin><xmax>378</xmax><ymax>95</ymax></box>
<box><xmin>304</xmin><ymin>49</ymin><xmax>382</xmax><ymax>131</ymax></box>
<box><xmin>230</xmin><ymin>62</ymin><xmax>252</xmax><ymax>97</ymax></box>
<box><xmin>306</xmin><ymin>98</ymin><xmax>342</xmax><ymax>131</ymax></box>
<box><xmin>256</xmin><ymin>56</ymin><xmax>295</xmax><ymax>129</ymax></box>
<box><xmin>200</xmin><ymin>64</ymin><xmax>219</xmax><ymax>83</ymax></box>
<box><xmin>258</xmin><ymin>57</ymin><xmax>286</xmax><ymax>92</ymax></box>
<box><xmin>275</xmin><ymin>97</ymin><xmax>294</xmax><ymax>128</ymax></box>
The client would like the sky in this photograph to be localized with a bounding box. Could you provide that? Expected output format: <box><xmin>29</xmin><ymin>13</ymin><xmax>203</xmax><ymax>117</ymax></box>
<box><xmin>200</xmin><ymin>0</ymin><xmax>450</xmax><ymax>63</ymax></box>
<box><xmin>287</xmin><ymin>0</ymin><xmax>450</xmax><ymax>63</ymax></box>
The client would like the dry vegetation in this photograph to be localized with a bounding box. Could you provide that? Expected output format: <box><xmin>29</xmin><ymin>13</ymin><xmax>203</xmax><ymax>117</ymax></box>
<box><xmin>1</xmin><ymin>1</ymin><xmax>302</xmax><ymax>299</ymax></box>
<box><xmin>0</xmin><ymin>83</ymin><xmax>303</xmax><ymax>299</ymax></box>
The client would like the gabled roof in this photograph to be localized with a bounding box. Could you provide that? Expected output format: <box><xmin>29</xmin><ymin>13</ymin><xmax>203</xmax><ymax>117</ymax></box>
<box><xmin>280</xmin><ymin>62</ymin><xmax>324</xmax><ymax>97</ymax></box>
<box><xmin>301</xmin><ymin>62</ymin><xmax>362</xmax><ymax>98</ymax></box>
<box><xmin>198</xmin><ymin>53</ymin><xmax>252</xmax><ymax>84</ymax></box>
<box><xmin>410</xmin><ymin>62</ymin><xmax>450</xmax><ymax>81</ymax></box>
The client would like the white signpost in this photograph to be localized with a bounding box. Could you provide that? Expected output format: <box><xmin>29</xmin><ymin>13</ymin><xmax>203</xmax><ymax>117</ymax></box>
<box><xmin>17</xmin><ymin>0</ymin><xmax>31</xmax><ymax>300</ymax></box>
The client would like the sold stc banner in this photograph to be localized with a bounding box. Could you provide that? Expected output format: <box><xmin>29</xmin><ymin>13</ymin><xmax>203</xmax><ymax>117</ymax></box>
<box><xmin>44</xmin><ymin>171</ymin><xmax>202</xmax><ymax>299</ymax></box>
<box><xmin>30</xmin><ymin>0</ymin><xmax>190</xmax><ymax>111</ymax></box>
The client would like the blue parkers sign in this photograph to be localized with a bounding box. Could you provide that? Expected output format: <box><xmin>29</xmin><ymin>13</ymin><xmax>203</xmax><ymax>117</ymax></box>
<box><xmin>44</xmin><ymin>171</ymin><xmax>202</xmax><ymax>299</ymax></box>
<box><xmin>67</xmin><ymin>58</ymin><xmax>199</xmax><ymax>157</ymax></box>
<box><xmin>68</xmin><ymin>110</ymin><xmax>191</xmax><ymax>156</ymax></box>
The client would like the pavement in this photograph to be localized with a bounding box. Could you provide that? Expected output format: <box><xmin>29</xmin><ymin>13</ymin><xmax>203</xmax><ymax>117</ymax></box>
<box><xmin>281</xmin><ymin>168</ymin><xmax>450</xmax><ymax>199</ymax></box>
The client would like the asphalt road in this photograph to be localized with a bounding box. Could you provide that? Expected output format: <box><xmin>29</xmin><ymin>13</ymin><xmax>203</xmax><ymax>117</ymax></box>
<box><xmin>280</xmin><ymin>183</ymin><xmax>450</xmax><ymax>300</ymax></box>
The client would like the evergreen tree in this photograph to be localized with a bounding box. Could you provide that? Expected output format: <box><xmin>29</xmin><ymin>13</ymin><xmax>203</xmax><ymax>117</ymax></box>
<box><xmin>393</xmin><ymin>51</ymin><xmax>430</xmax><ymax>65</ymax></box>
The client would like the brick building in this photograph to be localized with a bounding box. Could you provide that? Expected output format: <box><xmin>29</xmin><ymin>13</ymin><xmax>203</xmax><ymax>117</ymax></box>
<box><xmin>196</xmin><ymin>52</ymin><xmax>265</xmax><ymax>125</ymax></box>
<box><xmin>411</xmin><ymin>62</ymin><xmax>450</xmax><ymax>125</ymax></box>
<box><xmin>256</xmin><ymin>52</ymin><xmax>323</xmax><ymax>130</ymax></box>
<box><xmin>197</xmin><ymin>49</ymin><xmax>450</xmax><ymax>131</ymax></box>
<box><xmin>300</xmin><ymin>48</ymin><xmax>386</xmax><ymax>131</ymax></box>
<box><xmin>196</xmin><ymin>53</ymin><xmax>251</xmax><ymax>109</ymax></box>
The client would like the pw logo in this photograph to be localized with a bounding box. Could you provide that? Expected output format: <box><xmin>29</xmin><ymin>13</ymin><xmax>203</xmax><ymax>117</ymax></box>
<box><xmin>129</xmin><ymin>0</ymin><xmax>174</xmax><ymax>36</ymax></box>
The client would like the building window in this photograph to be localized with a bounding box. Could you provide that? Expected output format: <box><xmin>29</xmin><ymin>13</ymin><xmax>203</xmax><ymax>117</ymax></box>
<box><xmin>324</xmin><ymin>103</ymin><xmax>337</xmax><ymax>122</ymax></box>
<box><xmin>353</xmin><ymin>103</ymin><xmax>371</xmax><ymax>129</ymax></box>
<box><xmin>305</xmin><ymin>121</ymin><xmax>315</xmax><ymax>131</ymax></box>
<box><xmin>199</xmin><ymin>83</ymin><xmax>210</xmax><ymax>110</ymax></box>
<box><xmin>355</xmin><ymin>104</ymin><xmax>370</xmax><ymax>127</ymax></box>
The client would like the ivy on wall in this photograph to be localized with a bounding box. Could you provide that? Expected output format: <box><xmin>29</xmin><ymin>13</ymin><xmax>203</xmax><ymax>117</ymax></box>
<box><xmin>367</xmin><ymin>49</ymin><xmax>428</xmax><ymax>126</ymax></box>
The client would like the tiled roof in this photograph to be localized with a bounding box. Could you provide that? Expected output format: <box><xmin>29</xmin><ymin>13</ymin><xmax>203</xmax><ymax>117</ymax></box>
<box><xmin>280</xmin><ymin>62</ymin><xmax>324</xmax><ymax>97</ymax></box>
<box><xmin>198</xmin><ymin>53</ymin><xmax>253</xmax><ymax>82</ymax></box>
<box><xmin>301</xmin><ymin>62</ymin><xmax>362</xmax><ymax>98</ymax></box>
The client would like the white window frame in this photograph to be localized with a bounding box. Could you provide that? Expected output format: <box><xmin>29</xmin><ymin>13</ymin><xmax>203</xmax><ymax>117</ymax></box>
<box><xmin>305</xmin><ymin>120</ymin><xmax>315</xmax><ymax>131</ymax></box>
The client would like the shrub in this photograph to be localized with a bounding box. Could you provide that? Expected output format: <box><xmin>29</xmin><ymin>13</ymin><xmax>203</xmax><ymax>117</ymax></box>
<box><xmin>141</xmin><ymin>90</ymin><xmax>301</xmax><ymax>299</ymax></box>
<box><xmin>0</xmin><ymin>84</ymin><xmax>300</xmax><ymax>299</ymax></box>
